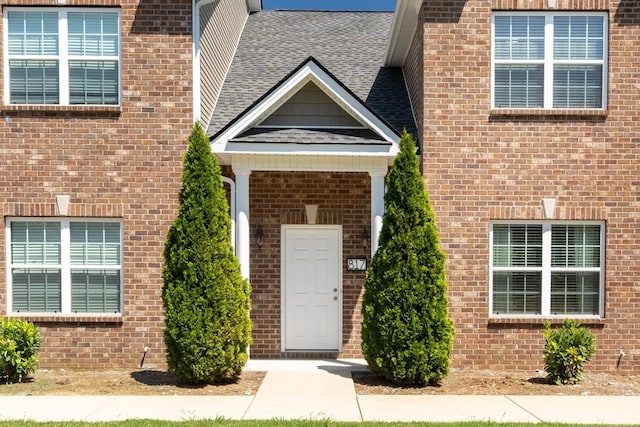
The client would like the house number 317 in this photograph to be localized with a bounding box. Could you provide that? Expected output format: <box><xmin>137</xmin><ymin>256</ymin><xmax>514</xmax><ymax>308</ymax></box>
<box><xmin>346</xmin><ymin>258</ymin><xmax>367</xmax><ymax>271</ymax></box>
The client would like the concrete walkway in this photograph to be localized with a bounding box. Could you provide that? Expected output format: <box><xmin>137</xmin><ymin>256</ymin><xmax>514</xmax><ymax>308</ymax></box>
<box><xmin>1</xmin><ymin>359</ymin><xmax>639</xmax><ymax>424</ymax></box>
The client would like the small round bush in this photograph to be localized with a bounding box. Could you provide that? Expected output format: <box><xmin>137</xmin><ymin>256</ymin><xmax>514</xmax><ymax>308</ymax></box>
<box><xmin>543</xmin><ymin>319</ymin><xmax>596</xmax><ymax>385</ymax></box>
<box><xmin>0</xmin><ymin>318</ymin><xmax>42</xmax><ymax>384</ymax></box>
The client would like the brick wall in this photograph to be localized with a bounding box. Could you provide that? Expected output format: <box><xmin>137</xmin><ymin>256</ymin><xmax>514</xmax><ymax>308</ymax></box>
<box><xmin>0</xmin><ymin>0</ymin><xmax>193</xmax><ymax>369</ymax></box>
<box><xmin>419</xmin><ymin>0</ymin><xmax>640</xmax><ymax>373</ymax></box>
<box><xmin>246</xmin><ymin>171</ymin><xmax>371</xmax><ymax>358</ymax></box>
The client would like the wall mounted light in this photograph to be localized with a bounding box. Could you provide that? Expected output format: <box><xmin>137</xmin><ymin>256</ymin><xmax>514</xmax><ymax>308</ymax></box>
<box><xmin>255</xmin><ymin>226</ymin><xmax>264</xmax><ymax>249</ymax></box>
<box><xmin>362</xmin><ymin>225</ymin><xmax>369</xmax><ymax>249</ymax></box>
<box><xmin>546</xmin><ymin>0</ymin><xmax>557</xmax><ymax>8</ymax></box>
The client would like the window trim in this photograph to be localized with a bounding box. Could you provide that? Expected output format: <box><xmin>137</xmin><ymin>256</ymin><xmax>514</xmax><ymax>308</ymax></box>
<box><xmin>489</xmin><ymin>221</ymin><xmax>605</xmax><ymax>318</ymax></box>
<box><xmin>5</xmin><ymin>217</ymin><xmax>123</xmax><ymax>316</ymax></box>
<box><xmin>3</xmin><ymin>7</ymin><xmax>122</xmax><ymax>107</ymax></box>
<box><xmin>491</xmin><ymin>11</ymin><xmax>608</xmax><ymax>110</ymax></box>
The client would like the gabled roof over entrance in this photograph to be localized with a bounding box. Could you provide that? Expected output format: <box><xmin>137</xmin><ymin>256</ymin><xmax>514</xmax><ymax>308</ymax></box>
<box><xmin>211</xmin><ymin>57</ymin><xmax>399</xmax><ymax>161</ymax></box>
<box><xmin>207</xmin><ymin>10</ymin><xmax>417</xmax><ymax>169</ymax></box>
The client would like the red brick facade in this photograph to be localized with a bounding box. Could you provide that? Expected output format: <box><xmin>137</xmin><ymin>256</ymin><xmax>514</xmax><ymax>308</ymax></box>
<box><xmin>410</xmin><ymin>0</ymin><xmax>640</xmax><ymax>373</ymax></box>
<box><xmin>0</xmin><ymin>0</ymin><xmax>192</xmax><ymax>369</ymax></box>
<box><xmin>2</xmin><ymin>0</ymin><xmax>639</xmax><ymax>374</ymax></box>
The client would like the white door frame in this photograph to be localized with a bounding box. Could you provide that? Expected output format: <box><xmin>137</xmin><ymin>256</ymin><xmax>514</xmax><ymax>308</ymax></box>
<box><xmin>280</xmin><ymin>224</ymin><xmax>343</xmax><ymax>352</ymax></box>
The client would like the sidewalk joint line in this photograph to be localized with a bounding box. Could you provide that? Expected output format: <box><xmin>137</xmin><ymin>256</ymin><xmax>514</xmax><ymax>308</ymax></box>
<box><xmin>350</xmin><ymin>371</ymin><xmax>365</xmax><ymax>421</ymax></box>
<box><xmin>505</xmin><ymin>395</ymin><xmax>544</xmax><ymax>423</ymax></box>
<box><xmin>82</xmin><ymin>396</ymin><xmax>121</xmax><ymax>422</ymax></box>
<box><xmin>241</xmin><ymin>394</ymin><xmax>257</xmax><ymax>420</ymax></box>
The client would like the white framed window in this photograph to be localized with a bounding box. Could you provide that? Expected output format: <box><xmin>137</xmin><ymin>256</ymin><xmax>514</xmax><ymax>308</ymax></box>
<box><xmin>490</xmin><ymin>222</ymin><xmax>604</xmax><ymax>317</ymax></box>
<box><xmin>6</xmin><ymin>218</ymin><xmax>122</xmax><ymax>314</ymax></box>
<box><xmin>492</xmin><ymin>12</ymin><xmax>607</xmax><ymax>109</ymax></box>
<box><xmin>4</xmin><ymin>8</ymin><xmax>120</xmax><ymax>106</ymax></box>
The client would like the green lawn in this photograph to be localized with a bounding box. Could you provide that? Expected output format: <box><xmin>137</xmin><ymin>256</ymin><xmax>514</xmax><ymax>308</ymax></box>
<box><xmin>0</xmin><ymin>421</ymin><xmax>631</xmax><ymax>427</ymax></box>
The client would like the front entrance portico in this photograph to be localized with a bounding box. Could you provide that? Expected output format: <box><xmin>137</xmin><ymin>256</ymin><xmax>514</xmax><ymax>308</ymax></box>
<box><xmin>231</xmin><ymin>156</ymin><xmax>389</xmax><ymax>281</ymax></box>
<box><xmin>223</xmin><ymin>158</ymin><xmax>391</xmax><ymax>357</ymax></box>
<box><xmin>211</xmin><ymin>58</ymin><xmax>399</xmax><ymax>357</ymax></box>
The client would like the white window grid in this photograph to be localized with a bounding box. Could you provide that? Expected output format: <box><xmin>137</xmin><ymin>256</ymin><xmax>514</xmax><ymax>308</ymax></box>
<box><xmin>3</xmin><ymin>7</ymin><xmax>121</xmax><ymax>106</ymax></box>
<box><xmin>491</xmin><ymin>11</ymin><xmax>608</xmax><ymax>110</ymax></box>
<box><xmin>489</xmin><ymin>221</ymin><xmax>605</xmax><ymax>318</ymax></box>
<box><xmin>5</xmin><ymin>217</ymin><xmax>123</xmax><ymax>315</ymax></box>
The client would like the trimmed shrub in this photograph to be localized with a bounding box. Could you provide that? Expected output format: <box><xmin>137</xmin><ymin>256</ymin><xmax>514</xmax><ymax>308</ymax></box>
<box><xmin>162</xmin><ymin>123</ymin><xmax>252</xmax><ymax>384</ymax></box>
<box><xmin>543</xmin><ymin>319</ymin><xmax>596</xmax><ymax>385</ymax></box>
<box><xmin>361</xmin><ymin>130</ymin><xmax>454</xmax><ymax>386</ymax></box>
<box><xmin>0</xmin><ymin>318</ymin><xmax>42</xmax><ymax>384</ymax></box>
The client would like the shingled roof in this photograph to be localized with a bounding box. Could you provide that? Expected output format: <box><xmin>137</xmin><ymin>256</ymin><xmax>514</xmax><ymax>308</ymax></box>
<box><xmin>207</xmin><ymin>10</ymin><xmax>417</xmax><ymax>141</ymax></box>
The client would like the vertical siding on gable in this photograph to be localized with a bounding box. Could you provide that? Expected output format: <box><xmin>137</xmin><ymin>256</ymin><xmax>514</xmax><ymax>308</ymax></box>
<box><xmin>200</xmin><ymin>0</ymin><xmax>248</xmax><ymax>124</ymax></box>
<box><xmin>260</xmin><ymin>82</ymin><xmax>363</xmax><ymax>128</ymax></box>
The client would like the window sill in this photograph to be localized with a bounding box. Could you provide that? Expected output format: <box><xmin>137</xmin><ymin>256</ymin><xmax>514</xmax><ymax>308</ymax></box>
<box><xmin>489</xmin><ymin>108</ymin><xmax>608</xmax><ymax>120</ymax></box>
<box><xmin>10</xmin><ymin>313</ymin><xmax>123</xmax><ymax>324</ymax></box>
<box><xmin>488</xmin><ymin>316</ymin><xmax>605</xmax><ymax>327</ymax></box>
<box><xmin>1</xmin><ymin>104</ymin><xmax>122</xmax><ymax>116</ymax></box>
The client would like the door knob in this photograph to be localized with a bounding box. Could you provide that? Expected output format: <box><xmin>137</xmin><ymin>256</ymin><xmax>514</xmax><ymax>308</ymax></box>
<box><xmin>333</xmin><ymin>296</ymin><xmax>338</xmax><ymax>301</ymax></box>
<box><xmin>333</xmin><ymin>288</ymin><xmax>338</xmax><ymax>292</ymax></box>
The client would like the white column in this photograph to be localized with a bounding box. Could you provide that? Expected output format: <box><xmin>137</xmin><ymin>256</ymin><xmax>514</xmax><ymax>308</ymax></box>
<box><xmin>222</xmin><ymin>177</ymin><xmax>236</xmax><ymax>251</ymax></box>
<box><xmin>233</xmin><ymin>167</ymin><xmax>251</xmax><ymax>280</ymax></box>
<box><xmin>370</xmin><ymin>169</ymin><xmax>386</xmax><ymax>257</ymax></box>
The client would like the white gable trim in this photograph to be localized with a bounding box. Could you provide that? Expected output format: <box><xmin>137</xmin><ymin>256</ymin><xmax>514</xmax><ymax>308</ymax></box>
<box><xmin>211</xmin><ymin>60</ymin><xmax>399</xmax><ymax>156</ymax></box>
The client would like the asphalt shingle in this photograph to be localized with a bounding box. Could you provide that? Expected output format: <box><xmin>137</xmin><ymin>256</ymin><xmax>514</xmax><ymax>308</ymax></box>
<box><xmin>207</xmin><ymin>10</ymin><xmax>417</xmax><ymax>141</ymax></box>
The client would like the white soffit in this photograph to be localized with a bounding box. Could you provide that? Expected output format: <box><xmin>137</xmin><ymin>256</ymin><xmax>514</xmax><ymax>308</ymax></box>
<box><xmin>385</xmin><ymin>0</ymin><xmax>421</xmax><ymax>67</ymax></box>
<box><xmin>211</xmin><ymin>58</ymin><xmax>400</xmax><ymax>154</ymax></box>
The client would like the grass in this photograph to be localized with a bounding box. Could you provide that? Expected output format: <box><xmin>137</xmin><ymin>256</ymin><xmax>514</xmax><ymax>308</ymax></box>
<box><xmin>0</xmin><ymin>421</ymin><xmax>633</xmax><ymax>427</ymax></box>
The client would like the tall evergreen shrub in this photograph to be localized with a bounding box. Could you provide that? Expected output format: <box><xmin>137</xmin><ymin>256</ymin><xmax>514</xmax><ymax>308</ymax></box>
<box><xmin>361</xmin><ymin>130</ymin><xmax>454</xmax><ymax>386</ymax></box>
<box><xmin>162</xmin><ymin>123</ymin><xmax>251</xmax><ymax>384</ymax></box>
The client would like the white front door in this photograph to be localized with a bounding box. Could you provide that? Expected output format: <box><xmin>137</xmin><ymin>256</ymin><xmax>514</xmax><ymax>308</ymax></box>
<box><xmin>282</xmin><ymin>226</ymin><xmax>341</xmax><ymax>351</ymax></box>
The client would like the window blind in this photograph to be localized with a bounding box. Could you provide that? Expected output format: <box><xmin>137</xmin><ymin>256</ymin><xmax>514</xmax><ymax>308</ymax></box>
<box><xmin>493</xmin><ymin>13</ymin><xmax>606</xmax><ymax>109</ymax></box>
<box><xmin>6</xmin><ymin>9</ymin><xmax>120</xmax><ymax>105</ymax></box>
<box><xmin>9</xmin><ymin>220</ymin><xmax>121</xmax><ymax>314</ymax></box>
<box><xmin>492</xmin><ymin>222</ymin><xmax>602</xmax><ymax>316</ymax></box>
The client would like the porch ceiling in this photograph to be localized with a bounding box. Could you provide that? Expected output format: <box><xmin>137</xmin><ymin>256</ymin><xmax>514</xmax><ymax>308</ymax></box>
<box><xmin>222</xmin><ymin>152</ymin><xmax>391</xmax><ymax>173</ymax></box>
